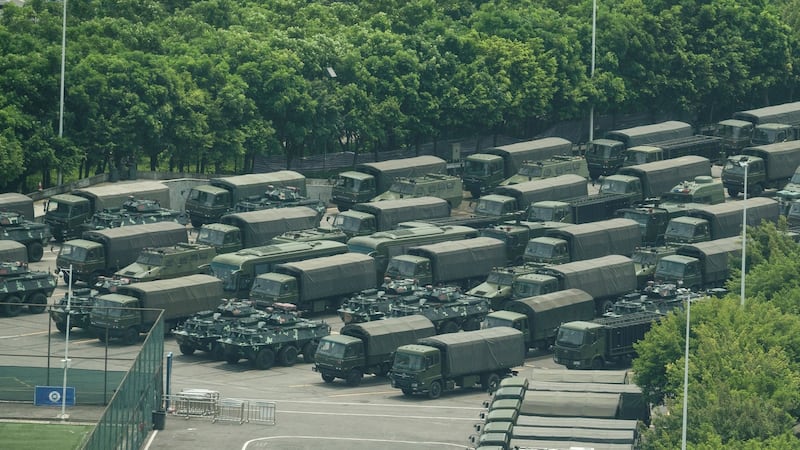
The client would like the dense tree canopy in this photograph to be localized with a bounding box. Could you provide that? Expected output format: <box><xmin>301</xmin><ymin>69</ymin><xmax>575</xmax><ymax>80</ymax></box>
<box><xmin>1</xmin><ymin>0</ymin><xmax>798</xmax><ymax>191</ymax></box>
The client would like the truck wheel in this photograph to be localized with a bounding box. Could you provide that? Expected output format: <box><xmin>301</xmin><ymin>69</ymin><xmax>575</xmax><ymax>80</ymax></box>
<box><xmin>28</xmin><ymin>293</ymin><xmax>48</xmax><ymax>314</ymax></box>
<box><xmin>55</xmin><ymin>321</ymin><xmax>69</xmax><ymax>334</ymax></box>
<box><xmin>1</xmin><ymin>296</ymin><xmax>23</xmax><ymax>317</ymax></box>
<box><xmin>97</xmin><ymin>332</ymin><xmax>107</xmax><ymax>343</ymax></box>
<box><xmin>122</xmin><ymin>328</ymin><xmax>139</xmax><ymax>345</ymax></box>
<box><xmin>598</xmin><ymin>299</ymin><xmax>615</xmax><ymax>316</ymax></box>
<box><xmin>191</xmin><ymin>218</ymin><xmax>203</xmax><ymax>228</ymax></box>
<box><xmin>401</xmin><ymin>388</ymin><xmax>414</xmax><ymax>397</ymax></box>
<box><xmin>210</xmin><ymin>342</ymin><xmax>225</xmax><ymax>361</ymax></box>
<box><xmin>345</xmin><ymin>369</ymin><xmax>363</xmax><ymax>386</ymax></box>
<box><xmin>482</xmin><ymin>374</ymin><xmax>501</xmax><ymax>393</ymax></box>
<box><xmin>462</xmin><ymin>318</ymin><xmax>481</xmax><ymax>331</ymax></box>
<box><xmin>225</xmin><ymin>352</ymin><xmax>240</xmax><ymax>364</ymax></box>
<box><xmin>376</xmin><ymin>363</ymin><xmax>391</xmax><ymax>377</ymax></box>
<box><xmin>278</xmin><ymin>346</ymin><xmax>298</xmax><ymax>367</ymax></box>
<box><xmin>302</xmin><ymin>341</ymin><xmax>317</xmax><ymax>363</ymax></box>
<box><xmin>440</xmin><ymin>321</ymin><xmax>460</xmax><ymax>334</ymax></box>
<box><xmin>179</xmin><ymin>344</ymin><xmax>195</xmax><ymax>356</ymax></box>
<box><xmin>321</xmin><ymin>373</ymin><xmax>336</xmax><ymax>383</ymax></box>
<box><xmin>751</xmin><ymin>184</ymin><xmax>764</xmax><ymax>197</ymax></box>
<box><xmin>254</xmin><ymin>348</ymin><xmax>276</xmax><ymax>370</ymax></box>
<box><xmin>592</xmin><ymin>357</ymin><xmax>604</xmax><ymax>369</ymax></box>
<box><xmin>727</xmin><ymin>188</ymin><xmax>739</xmax><ymax>198</ymax></box>
<box><xmin>61</xmin><ymin>271</ymin><xmax>72</xmax><ymax>287</ymax></box>
<box><xmin>428</xmin><ymin>380</ymin><xmax>442</xmax><ymax>399</ymax></box>
<box><xmin>28</xmin><ymin>242</ymin><xmax>44</xmax><ymax>263</ymax></box>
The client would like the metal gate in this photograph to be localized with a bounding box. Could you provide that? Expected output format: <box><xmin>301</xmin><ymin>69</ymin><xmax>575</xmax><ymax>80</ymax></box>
<box><xmin>162</xmin><ymin>390</ymin><xmax>276</xmax><ymax>425</ymax></box>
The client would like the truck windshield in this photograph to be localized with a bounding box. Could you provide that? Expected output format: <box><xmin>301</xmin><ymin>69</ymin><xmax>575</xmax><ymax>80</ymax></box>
<box><xmin>390</xmin><ymin>182</ymin><xmax>417</xmax><ymax>195</ymax></box>
<box><xmin>464</xmin><ymin>160</ymin><xmax>490</xmax><ymax>177</ymax></box>
<box><xmin>620</xmin><ymin>211</ymin><xmax>650</xmax><ymax>229</ymax></box>
<box><xmin>210</xmin><ymin>262</ymin><xmax>239</xmax><ymax>290</ymax></box>
<box><xmin>715</xmin><ymin>124</ymin><xmax>746</xmax><ymax>139</ymax></box>
<box><xmin>527</xmin><ymin>205</ymin><xmax>552</xmax><ymax>221</ymax></box>
<box><xmin>655</xmin><ymin>259</ymin><xmax>686</xmax><ymax>277</ymax></box>
<box><xmin>586</xmin><ymin>143</ymin><xmax>613</xmax><ymax>159</ymax></box>
<box><xmin>92</xmin><ymin>298</ymin><xmax>127</xmax><ymax>318</ymax></box>
<box><xmin>600</xmin><ymin>179</ymin><xmax>628</xmax><ymax>195</ymax></box>
<box><xmin>664</xmin><ymin>221</ymin><xmax>695</xmax><ymax>240</ymax></box>
<box><xmin>513</xmin><ymin>281</ymin><xmax>542</xmax><ymax>298</ymax></box>
<box><xmin>632</xmin><ymin>250</ymin><xmax>661</xmax><ymax>266</ymax></box>
<box><xmin>188</xmin><ymin>189</ymin><xmax>215</xmax><ymax>206</ymax></box>
<box><xmin>59</xmin><ymin>244</ymin><xmax>88</xmax><ymax>262</ymax></box>
<box><xmin>475</xmin><ymin>199</ymin><xmax>502</xmax><ymax>216</ymax></box>
<box><xmin>47</xmin><ymin>200</ymin><xmax>72</xmax><ymax>215</ymax></box>
<box><xmin>485</xmin><ymin>315</ymin><xmax>513</xmax><ymax>329</ymax></box>
<box><xmin>556</xmin><ymin>327</ymin><xmax>585</xmax><ymax>347</ymax></box>
<box><xmin>722</xmin><ymin>160</ymin><xmax>745</xmax><ymax>174</ymax></box>
<box><xmin>332</xmin><ymin>215</ymin><xmax>361</xmax><ymax>234</ymax></box>
<box><xmin>393</xmin><ymin>352</ymin><xmax>426</xmax><ymax>371</ymax></box>
<box><xmin>486</xmin><ymin>271</ymin><xmax>514</xmax><ymax>286</ymax></box>
<box><xmin>752</xmin><ymin>128</ymin><xmax>780</xmax><ymax>145</ymax></box>
<box><xmin>789</xmin><ymin>202</ymin><xmax>800</xmax><ymax>217</ymax></box>
<box><xmin>335</xmin><ymin>176</ymin><xmax>361</xmax><ymax>193</ymax></box>
<box><xmin>316</xmin><ymin>340</ymin><xmax>346</xmax><ymax>358</ymax></box>
<box><xmin>385</xmin><ymin>259</ymin><xmax>417</xmax><ymax>278</ymax></box>
<box><xmin>197</xmin><ymin>228</ymin><xmax>225</xmax><ymax>246</ymax></box>
<box><xmin>624</xmin><ymin>152</ymin><xmax>650</xmax><ymax>166</ymax></box>
<box><xmin>517</xmin><ymin>165</ymin><xmax>542</xmax><ymax>178</ymax></box>
<box><xmin>524</xmin><ymin>242</ymin><xmax>553</xmax><ymax>259</ymax></box>
<box><xmin>250</xmin><ymin>278</ymin><xmax>282</xmax><ymax>296</ymax></box>
<box><xmin>136</xmin><ymin>253</ymin><xmax>164</xmax><ymax>266</ymax></box>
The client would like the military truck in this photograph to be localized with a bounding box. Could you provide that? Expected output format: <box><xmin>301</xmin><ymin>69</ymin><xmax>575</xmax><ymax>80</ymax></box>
<box><xmin>721</xmin><ymin>141</ymin><xmax>800</xmax><ymax>198</ymax></box>
<box><xmin>49</xmin><ymin>287</ymin><xmax>95</xmax><ymax>333</ymax></box>
<box><xmin>332</xmin><ymin>156</ymin><xmax>447</xmax><ymax>211</ymax></box>
<box><xmin>44</xmin><ymin>180</ymin><xmax>171</xmax><ymax>241</ymax></box>
<box><xmin>524</xmin><ymin>218</ymin><xmax>640</xmax><ymax>265</ymax></box>
<box><xmin>173</xmin><ymin>300</ymin><xmax>266</xmax><ymax>360</ymax></box>
<box><xmin>209</xmin><ymin>240</ymin><xmax>348</xmax><ymax>298</ymax></box>
<box><xmin>663</xmin><ymin>198</ymin><xmax>779</xmax><ymax>245</ymax></box>
<box><xmin>185</xmin><ymin>171</ymin><xmax>306</xmax><ymax>227</ymax></box>
<box><xmin>233</xmin><ymin>186</ymin><xmax>325</xmax><ymax>216</ymax></box>
<box><xmin>57</xmin><ymin>222</ymin><xmax>188</xmax><ymax>285</ymax></box>
<box><xmin>218</xmin><ymin>303</ymin><xmax>331</xmax><ymax>369</ymax></box>
<box><xmin>314</xmin><ymin>315</ymin><xmax>437</xmax><ymax>386</ymax></box>
<box><xmin>476</xmin><ymin>175</ymin><xmax>588</xmax><ymax>219</ymax></box>
<box><xmin>390</xmin><ymin>327</ymin><xmax>526</xmax><ymax>399</ymax></box>
<box><xmin>0</xmin><ymin>261</ymin><xmax>57</xmax><ymax>317</ymax></box>
<box><xmin>775</xmin><ymin>167</ymin><xmax>800</xmax><ymax>214</ymax></box>
<box><xmin>655</xmin><ymin>236</ymin><xmax>742</xmax><ymax>290</ymax></box>
<box><xmin>500</xmin><ymin>155</ymin><xmax>589</xmax><ymax>186</ymax></box>
<box><xmin>479</xmin><ymin>221</ymin><xmax>571</xmax><ymax>265</ymax></box>
<box><xmin>526</xmin><ymin>194</ymin><xmax>634</xmax><ymax>225</ymax></box>
<box><xmin>630</xmin><ymin>246</ymin><xmax>676</xmax><ymax>289</ymax></box>
<box><xmin>716</xmin><ymin>101</ymin><xmax>800</xmax><ymax>154</ymax></box>
<box><xmin>586</xmin><ymin>121</ymin><xmax>693</xmax><ymax>179</ymax></box>
<box><xmin>751</xmin><ymin>123</ymin><xmax>800</xmax><ymax>146</ymax></box>
<box><xmin>553</xmin><ymin>311</ymin><xmax>663</xmax><ymax>369</ymax></box>
<box><xmin>384</xmin><ymin>237</ymin><xmax>507</xmax><ymax>290</ymax></box>
<box><xmin>388</xmin><ymin>285</ymin><xmax>490</xmax><ymax>334</ymax></box>
<box><xmin>513</xmin><ymin>254</ymin><xmax>638</xmax><ymax>315</ymax></box>
<box><xmin>109</xmin><ymin>242</ymin><xmax>216</xmax><ymax>283</ymax></box>
<box><xmin>622</xmin><ymin>135</ymin><xmax>723</xmax><ymax>166</ymax></box>
<box><xmin>485</xmin><ymin>289</ymin><xmax>596</xmax><ymax>350</ymax></box>
<box><xmin>196</xmin><ymin>206</ymin><xmax>321</xmax><ymax>253</ymax></box>
<box><xmin>0</xmin><ymin>193</ymin><xmax>34</xmax><ymax>220</ymax></box>
<box><xmin>599</xmin><ymin>155</ymin><xmax>712</xmax><ymax>203</ymax></box>
<box><xmin>463</xmin><ymin>138</ymin><xmax>573</xmax><ymax>198</ymax></box>
<box><xmin>89</xmin><ymin>274</ymin><xmax>223</xmax><ymax>344</ymax></box>
<box><xmin>0</xmin><ymin>212</ymin><xmax>52</xmax><ymax>262</ymax></box>
<box><xmin>332</xmin><ymin>197</ymin><xmax>451</xmax><ymax>238</ymax></box>
<box><xmin>0</xmin><ymin>240</ymin><xmax>28</xmax><ymax>263</ymax></box>
<box><xmin>617</xmin><ymin>202</ymin><xmax>705</xmax><ymax>246</ymax></box>
<box><xmin>78</xmin><ymin>197</ymin><xmax>188</xmax><ymax>233</ymax></box>
<box><xmin>467</xmin><ymin>264</ymin><xmax>541</xmax><ymax>311</ymax></box>
<box><xmin>371</xmin><ymin>173</ymin><xmax>464</xmax><ymax>208</ymax></box>
<box><xmin>657</xmin><ymin>176</ymin><xmax>725</xmax><ymax>207</ymax></box>
<box><xmin>249</xmin><ymin>253</ymin><xmax>377</xmax><ymax>313</ymax></box>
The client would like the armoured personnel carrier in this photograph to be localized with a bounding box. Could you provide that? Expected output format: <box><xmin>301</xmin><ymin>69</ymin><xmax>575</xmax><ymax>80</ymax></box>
<box><xmin>79</xmin><ymin>197</ymin><xmax>188</xmax><ymax>233</ymax></box>
<box><xmin>0</xmin><ymin>261</ymin><xmax>57</xmax><ymax>316</ymax></box>
<box><xmin>218</xmin><ymin>303</ymin><xmax>331</xmax><ymax>369</ymax></box>
<box><xmin>49</xmin><ymin>287</ymin><xmax>94</xmax><ymax>333</ymax></box>
<box><xmin>389</xmin><ymin>284</ymin><xmax>490</xmax><ymax>334</ymax></box>
<box><xmin>0</xmin><ymin>212</ymin><xmax>52</xmax><ymax>262</ymax></box>
<box><xmin>173</xmin><ymin>300</ymin><xmax>266</xmax><ymax>360</ymax></box>
<box><xmin>337</xmin><ymin>279</ymin><xmax>419</xmax><ymax>324</ymax></box>
<box><xmin>234</xmin><ymin>186</ymin><xmax>326</xmax><ymax>217</ymax></box>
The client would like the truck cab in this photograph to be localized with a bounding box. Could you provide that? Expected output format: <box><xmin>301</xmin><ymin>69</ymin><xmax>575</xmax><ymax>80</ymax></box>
<box><xmin>552</xmin><ymin>321</ymin><xmax>603</xmax><ymax>369</ymax></box>
<box><xmin>463</xmin><ymin>154</ymin><xmax>504</xmax><ymax>198</ymax></box>
<box><xmin>484</xmin><ymin>310</ymin><xmax>528</xmax><ymax>341</ymax></box>
<box><xmin>599</xmin><ymin>175</ymin><xmax>642</xmax><ymax>200</ymax></box>
<box><xmin>332</xmin><ymin>210</ymin><xmax>374</xmax><ymax>237</ymax></box>
<box><xmin>185</xmin><ymin>184</ymin><xmax>231</xmax><ymax>227</ymax></box>
<box><xmin>390</xmin><ymin>344</ymin><xmax>441</xmax><ymax>396</ymax></box>
<box><xmin>314</xmin><ymin>334</ymin><xmax>366</xmax><ymax>381</ymax></box>
<box><xmin>752</xmin><ymin>123</ymin><xmax>798</xmax><ymax>146</ymax></box>
<box><xmin>654</xmin><ymin>255</ymin><xmax>702</xmax><ymax>289</ymax></box>
<box><xmin>474</xmin><ymin>195</ymin><xmax>517</xmax><ymax>217</ymax></box>
<box><xmin>527</xmin><ymin>201</ymin><xmax>572</xmax><ymax>223</ymax></box>
<box><xmin>195</xmin><ymin>223</ymin><xmax>242</xmax><ymax>254</ymax></box>
<box><xmin>664</xmin><ymin>216</ymin><xmax>710</xmax><ymax>244</ymax></box>
<box><xmin>722</xmin><ymin>155</ymin><xmax>766</xmax><ymax>197</ymax></box>
<box><xmin>371</xmin><ymin>174</ymin><xmax>463</xmax><ymax>208</ymax></box>
<box><xmin>89</xmin><ymin>292</ymin><xmax>141</xmax><ymax>343</ymax></box>
<box><xmin>384</xmin><ymin>255</ymin><xmax>432</xmax><ymax>286</ymax></box>
<box><xmin>57</xmin><ymin>239</ymin><xmax>106</xmax><ymax>284</ymax></box>
<box><xmin>249</xmin><ymin>273</ymin><xmax>298</xmax><ymax>308</ymax></box>
<box><xmin>715</xmin><ymin>119</ymin><xmax>754</xmax><ymax>154</ymax></box>
<box><xmin>331</xmin><ymin>171</ymin><xmax>375</xmax><ymax>211</ymax></box>
<box><xmin>468</xmin><ymin>266</ymin><xmax>537</xmax><ymax>310</ymax></box>
<box><xmin>501</xmin><ymin>155</ymin><xmax>588</xmax><ymax>185</ymax></box>
<box><xmin>585</xmin><ymin>139</ymin><xmax>626</xmax><ymax>178</ymax></box>
<box><xmin>44</xmin><ymin>194</ymin><xmax>92</xmax><ymax>241</ymax></box>
<box><xmin>523</xmin><ymin>237</ymin><xmax>568</xmax><ymax>265</ymax></box>
<box><xmin>511</xmin><ymin>273</ymin><xmax>559</xmax><ymax>299</ymax></box>
<box><xmin>623</xmin><ymin>145</ymin><xmax>663</xmax><ymax>166</ymax></box>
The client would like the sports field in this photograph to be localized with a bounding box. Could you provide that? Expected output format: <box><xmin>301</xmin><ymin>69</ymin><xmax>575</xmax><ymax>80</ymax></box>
<box><xmin>0</xmin><ymin>422</ymin><xmax>93</xmax><ymax>450</ymax></box>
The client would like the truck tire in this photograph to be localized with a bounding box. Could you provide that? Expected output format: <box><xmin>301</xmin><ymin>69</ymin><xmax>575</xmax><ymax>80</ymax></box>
<box><xmin>254</xmin><ymin>348</ymin><xmax>276</xmax><ymax>370</ymax></box>
<box><xmin>61</xmin><ymin>270</ymin><xmax>72</xmax><ymax>287</ymax></box>
<box><xmin>375</xmin><ymin>363</ymin><xmax>391</xmax><ymax>377</ymax></box>
<box><xmin>179</xmin><ymin>344</ymin><xmax>196</xmax><ymax>356</ymax></box>
<box><xmin>28</xmin><ymin>242</ymin><xmax>44</xmax><ymax>263</ymax></box>
<box><xmin>225</xmin><ymin>352</ymin><xmax>240</xmax><ymax>364</ymax></box>
<box><xmin>482</xmin><ymin>374</ymin><xmax>501</xmax><ymax>393</ymax></box>
<box><xmin>122</xmin><ymin>328</ymin><xmax>139</xmax><ymax>345</ymax></box>
<box><xmin>751</xmin><ymin>183</ymin><xmax>764</xmax><ymax>197</ymax></box>
<box><xmin>56</xmin><ymin>321</ymin><xmax>69</xmax><ymax>334</ymax></box>
<box><xmin>598</xmin><ymin>299</ymin><xmax>615</xmax><ymax>316</ymax></box>
<box><xmin>321</xmin><ymin>373</ymin><xmax>336</xmax><ymax>383</ymax></box>
<box><xmin>401</xmin><ymin>388</ymin><xmax>414</xmax><ymax>396</ymax></box>
<box><xmin>302</xmin><ymin>341</ymin><xmax>317</xmax><ymax>363</ymax></box>
<box><xmin>191</xmin><ymin>218</ymin><xmax>203</xmax><ymax>228</ymax></box>
<box><xmin>97</xmin><ymin>332</ymin><xmax>107</xmax><ymax>342</ymax></box>
<box><xmin>428</xmin><ymin>380</ymin><xmax>442</xmax><ymax>399</ymax></box>
<box><xmin>345</xmin><ymin>369</ymin><xmax>363</xmax><ymax>386</ymax></box>
<box><xmin>727</xmin><ymin>188</ymin><xmax>739</xmax><ymax>198</ymax></box>
<box><xmin>28</xmin><ymin>293</ymin><xmax>48</xmax><ymax>314</ymax></box>
<box><xmin>440</xmin><ymin>321</ymin><xmax>460</xmax><ymax>334</ymax></box>
<box><xmin>278</xmin><ymin>346</ymin><xmax>298</xmax><ymax>367</ymax></box>
<box><xmin>210</xmin><ymin>342</ymin><xmax>225</xmax><ymax>361</ymax></box>
<box><xmin>591</xmin><ymin>357</ymin><xmax>604</xmax><ymax>369</ymax></box>
<box><xmin>1</xmin><ymin>296</ymin><xmax>23</xmax><ymax>317</ymax></box>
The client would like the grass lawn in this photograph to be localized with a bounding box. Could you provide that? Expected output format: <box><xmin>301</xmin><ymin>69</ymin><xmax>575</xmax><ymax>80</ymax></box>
<box><xmin>0</xmin><ymin>422</ymin><xmax>93</xmax><ymax>450</ymax></box>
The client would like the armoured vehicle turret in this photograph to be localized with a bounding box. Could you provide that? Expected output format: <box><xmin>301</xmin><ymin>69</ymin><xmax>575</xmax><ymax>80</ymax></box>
<box><xmin>234</xmin><ymin>186</ymin><xmax>326</xmax><ymax>217</ymax></box>
<box><xmin>0</xmin><ymin>212</ymin><xmax>53</xmax><ymax>262</ymax></box>
<box><xmin>0</xmin><ymin>261</ymin><xmax>57</xmax><ymax>316</ymax></box>
<box><xmin>389</xmin><ymin>284</ymin><xmax>490</xmax><ymax>334</ymax></box>
<box><xmin>218</xmin><ymin>303</ymin><xmax>331</xmax><ymax>369</ymax></box>
<box><xmin>337</xmin><ymin>280</ymin><xmax>419</xmax><ymax>325</ymax></box>
<box><xmin>173</xmin><ymin>300</ymin><xmax>266</xmax><ymax>360</ymax></box>
<box><xmin>49</xmin><ymin>287</ymin><xmax>94</xmax><ymax>333</ymax></box>
<box><xmin>78</xmin><ymin>197</ymin><xmax>188</xmax><ymax>233</ymax></box>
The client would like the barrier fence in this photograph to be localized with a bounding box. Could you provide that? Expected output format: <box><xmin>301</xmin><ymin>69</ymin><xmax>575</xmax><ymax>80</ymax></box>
<box><xmin>162</xmin><ymin>390</ymin><xmax>276</xmax><ymax>425</ymax></box>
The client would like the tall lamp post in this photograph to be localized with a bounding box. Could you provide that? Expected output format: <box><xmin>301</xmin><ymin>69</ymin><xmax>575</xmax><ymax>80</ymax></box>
<box><xmin>57</xmin><ymin>0</ymin><xmax>68</xmax><ymax>185</ymax></box>
<box><xmin>739</xmin><ymin>157</ymin><xmax>749</xmax><ymax>307</ymax></box>
<box><xmin>588</xmin><ymin>0</ymin><xmax>597</xmax><ymax>142</ymax></box>
<box><xmin>680</xmin><ymin>296</ymin><xmax>692</xmax><ymax>450</ymax></box>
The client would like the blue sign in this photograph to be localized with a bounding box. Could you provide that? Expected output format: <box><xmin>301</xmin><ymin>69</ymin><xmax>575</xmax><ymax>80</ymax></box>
<box><xmin>34</xmin><ymin>386</ymin><xmax>75</xmax><ymax>407</ymax></box>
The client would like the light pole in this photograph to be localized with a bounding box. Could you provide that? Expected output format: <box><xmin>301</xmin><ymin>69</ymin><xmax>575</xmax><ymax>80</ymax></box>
<box><xmin>57</xmin><ymin>0</ymin><xmax>67</xmax><ymax>186</ymax></box>
<box><xmin>680</xmin><ymin>295</ymin><xmax>692</xmax><ymax>450</ymax></box>
<box><xmin>59</xmin><ymin>265</ymin><xmax>73</xmax><ymax>420</ymax></box>
<box><xmin>739</xmin><ymin>157</ymin><xmax>749</xmax><ymax>307</ymax></box>
<box><xmin>588</xmin><ymin>0</ymin><xmax>597</xmax><ymax>142</ymax></box>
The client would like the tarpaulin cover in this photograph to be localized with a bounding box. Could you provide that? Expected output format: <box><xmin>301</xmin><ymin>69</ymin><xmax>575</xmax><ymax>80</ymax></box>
<box><xmin>545</xmin><ymin>218</ymin><xmax>641</xmax><ymax>261</ymax></box>
<box><xmin>408</xmin><ymin>237</ymin><xmax>507</xmax><ymax>281</ymax></box>
<box><xmin>539</xmin><ymin>254</ymin><xmax>637</xmax><ymax>300</ymax></box>
<box><xmin>341</xmin><ymin>315</ymin><xmax>436</xmax><ymax>357</ymax></box>
<box><xmin>357</xmin><ymin>156</ymin><xmax>446</xmax><ymax>192</ymax></box>
<box><xmin>688</xmin><ymin>197</ymin><xmax>779</xmax><ymax>238</ymax></box>
<box><xmin>211</xmin><ymin>171</ymin><xmax>307</xmax><ymax>199</ymax></box>
<box><xmin>0</xmin><ymin>193</ymin><xmax>34</xmax><ymax>220</ymax></box>
<box><xmin>526</xmin><ymin>381</ymin><xmax>647</xmax><ymax>423</ymax></box>
<box><xmin>677</xmin><ymin>236</ymin><xmax>742</xmax><ymax>281</ymax></box>
<box><xmin>530</xmin><ymin>368</ymin><xmax>631</xmax><ymax>384</ymax></box>
<box><xmin>275</xmin><ymin>253</ymin><xmax>376</xmax><ymax>301</ymax></box>
<box><xmin>520</xmin><ymin>391</ymin><xmax>621</xmax><ymax>418</ymax></box>
<box><xmin>507</xmin><ymin>289</ymin><xmax>595</xmax><ymax>340</ymax></box>
<box><xmin>416</xmin><ymin>327</ymin><xmax>525</xmax><ymax>378</ymax></box>
<box><xmin>353</xmin><ymin>197</ymin><xmax>451</xmax><ymax>230</ymax></box>
<box><xmin>733</xmin><ymin>101</ymin><xmax>800</xmax><ymax>125</ymax></box>
<box><xmin>510</xmin><ymin>439</ymin><xmax>633</xmax><ymax>450</ymax></box>
<box><xmin>84</xmin><ymin>222</ymin><xmax>188</xmax><ymax>269</ymax></box>
<box><xmin>743</xmin><ymin>140</ymin><xmax>800</xmax><ymax>180</ymax></box>
<box><xmin>221</xmin><ymin>206</ymin><xmax>319</xmax><ymax>247</ymax></box>
<box><xmin>510</xmin><ymin>425</ymin><xmax>635</xmax><ymax>445</ymax></box>
<box><xmin>0</xmin><ymin>240</ymin><xmax>28</xmax><ymax>263</ymax></box>
<box><xmin>617</xmin><ymin>155</ymin><xmax>711</xmax><ymax>198</ymax></box>
<box><xmin>605</xmin><ymin>121</ymin><xmax>693</xmax><ymax>148</ymax></box>
<box><xmin>74</xmin><ymin>181</ymin><xmax>171</xmax><ymax>210</ymax></box>
<box><xmin>494</xmin><ymin>175</ymin><xmax>588</xmax><ymax>207</ymax></box>
<box><xmin>116</xmin><ymin>274</ymin><xmax>223</xmax><ymax>323</ymax></box>
<box><xmin>486</xmin><ymin>137</ymin><xmax>573</xmax><ymax>175</ymax></box>
<box><xmin>515</xmin><ymin>415</ymin><xmax>638</xmax><ymax>432</ymax></box>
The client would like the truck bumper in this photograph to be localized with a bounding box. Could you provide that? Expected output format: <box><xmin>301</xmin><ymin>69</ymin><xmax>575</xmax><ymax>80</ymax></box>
<box><xmin>552</xmin><ymin>354</ymin><xmax>586</xmax><ymax>369</ymax></box>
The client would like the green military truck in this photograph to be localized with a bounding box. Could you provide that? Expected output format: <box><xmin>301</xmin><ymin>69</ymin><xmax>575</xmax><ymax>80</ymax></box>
<box><xmin>332</xmin><ymin>156</ymin><xmax>447</xmax><ymax>211</ymax></box>
<box><xmin>479</xmin><ymin>221</ymin><xmax>571</xmax><ymax>265</ymax></box>
<box><xmin>197</xmin><ymin>206</ymin><xmax>321</xmax><ymax>253</ymax></box>
<box><xmin>0</xmin><ymin>193</ymin><xmax>35</xmax><ymax>220</ymax></box>
<box><xmin>484</xmin><ymin>289</ymin><xmax>596</xmax><ymax>351</ymax></box>
<box><xmin>599</xmin><ymin>155</ymin><xmax>712</xmax><ymax>203</ymax></box>
<box><xmin>476</xmin><ymin>175</ymin><xmax>588</xmax><ymax>219</ymax></box>
<box><xmin>249</xmin><ymin>253</ymin><xmax>377</xmax><ymax>313</ymax></box>
<box><xmin>57</xmin><ymin>222</ymin><xmax>188</xmax><ymax>285</ymax></box>
<box><xmin>655</xmin><ymin>236</ymin><xmax>742</xmax><ymax>290</ymax></box>
<box><xmin>721</xmin><ymin>141</ymin><xmax>800</xmax><ymax>198</ymax></box>
<box><xmin>664</xmin><ymin>198</ymin><xmax>779</xmax><ymax>245</ymax></box>
<box><xmin>44</xmin><ymin>180</ymin><xmax>171</xmax><ymax>241</ymax></box>
<box><xmin>0</xmin><ymin>240</ymin><xmax>28</xmax><ymax>263</ymax></box>
<box><xmin>524</xmin><ymin>218</ymin><xmax>641</xmax><ymax>265</ymax></box>
<box><xmin>500</xmin><ymin>155</ymin><xmax>589</xmax><ymax>186</ymax></box>
<box><xmin>333</xmin><ymin>196</ymin><xmax>451</xmax><ymax>238</ymax></box>
<box><xmin>463</xmin><ymin>138</ymin><xmax>573</xmax><ymax>198</ymax></box>
<box><xmin>89</xmin><ymin>274</ymin><xmax>223</xmax><ymax>344</ymax></box>
<box><xmin>313</xmin><ymin>315</ymin><xmax>437</xmax><ymax>386</ymax></box>
<box><xmin>622</xmin><ymin>135</ymin><xmax>722</xmax><ymax>166</ymax></box>
<box><xmin>185</xmin><ymin>171</ymin><xmax>306</xmax><ymax>227</ymax></box>
<box><xmin>371</xmin><ymin>173</ymin><xmax>464</xmax><ymax>208</ymax></box>
<box><xmin>110</xmin><ymin>242</ymin><xmax>217</xmax><ymax>282</ymax></box>
<box><xmin>78</xmin><ymin>197</ymin><xmax>188</xmax><ymax>233</ymax></box>
<box><xmin>657</xmin><ymin>176</ymin><xmax>725</xmax><ymax>207</ymax></box>
<box><xmin>716</xmin><ymin>101</ymin><xmax>800</xmax><ymax>154</ymax></box>
<box><xmin>390</xmin><ymin>327</ymin><xmax>526</xmax><ymax>399</ymax></box>
<box><xmin>0</xmin><ymin>212</ymin><xmax>52</xmax><ymax>262</ymax></box>
<box><xmin>467</xmin><ymin>264</ymin><xmax>541</xmax><ymax>311</ymax></box>
<box><xmin>526</xmin><ymin>194</ymin><xmax>634</xmax><ymax>225</ymax></box>
<box><xmin>209</xmin><ymin>240</ymin><xmax>348</xmax><ymax>298</ymax></box>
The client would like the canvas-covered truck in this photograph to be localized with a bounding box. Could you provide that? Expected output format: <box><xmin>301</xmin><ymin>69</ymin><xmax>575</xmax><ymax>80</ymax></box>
<box><xmin>553</xmin><ymin>311</ymin><xmax>662</xmax><ymax>369</ymax></box>
<box><xmin>384</xmin><ymin>237</ymin><xmax>507</xmax><ymax>290</ymax></box>
<box><xmin>513</xmin><ymin>255</ymin><xmax>638</xmax><ymax>315</ymax></box>
<box><xmin>0</xmin><ymin>212</ymin><xmax>52</xmax><ymax>262</ymax></box>
<box><xmin>463</xmin><ymin>137</ymin><xmax>573</xmax><ymax>198</ymax></box>
<box><xmin>622</xmin><ymin>135</ymin><xmax>723</xmax><ymax>166</ymax></box>
<box><xmin>524</xmin><ymin>218</ymin><xmax>640</xmax><ymax>265</ymax></box>
<box><xmin>185</xmin><ymin>171</ymin><xmax>306</xmax><ymax>227</ymax></box>
<box><xmin>586</xmin><ymin>121</ymin><xmax>693</xmax><ymax>179</ymax></box>
<box><xmin>332</xmin><ymin>156</ymin><xmax>447</xmax><ymax>211</ymax></box>
<box><xmin>249</xmin><ymin>253</ymin><xmax>377</xmax><ymax>313</ymax></box>
<box><xmin>484</xmin><ymin>289</ymin><xmax>595</xmax><ymax>350</ymax></box>
<box><xmin>57</xmin><ymin>222</ymin><xmax>188</xmax><ymax>285</ymax></box>
<box><xmin>313</xmin><ymin>315</ymin><xmax>437</xmax><ymax>386</ymax></box>
<box><xmin>526</xmin><ymin>194</ymin><xmax>634</xmax><ymax>225</ymax></box>
<box><xmin>333</xmin><ymin>196</ymin><xmax>451</xmax><ymax>237</ymax></box>
<box><xmin>89</xmin><ymin>274</ymin><xmax>223</xmax><ymax>344</ymax></box>
<box><xmin>44</xmin><ymin>180</ymin><xmax>171</xmax><ymax>241</ymax></box>
<box><xmin>371</xmin><ymin>173</ymin><xmax>464</xmax><ymax>208</ymax></box>
<box><xmin>599</xmin><ymin>155</ymin><xmax>712</xmax><ymax>203</ymax></box>
<box><xmin>467</xmin><ymin>264</ymin><xmax>541</xmax><ymax>311</ymax></box>
<box><xmin>655</xmin><ymin>236</ymin><xmax>742</xmax><ymax>290</ymax></box>
<box><xmin>663</xmin><ymin>198</ymin><xmax>779</xmax><ymax>245</ymax></box>
<box><xmin>197</xmin><ymin>206</ymin><xmax>320</xmax><ymax>253</ymax></box>
<box><xmin>617</xmin><ymin>202</ymin><xmax>706</xmax><ymax>247</ymax></box>
<box><xmin>390</xmin><ymin>327</ymin><xmax>526</xmax><ymax>399</ymax></box>
<box><xmin>475</xmin><ymin>175</ymin><xmax>588</xmax><ymax>218</ymax></box>
<box><xmin>0</xmin><ymin>240</ymin><xmax>28</xmax><ymax>263</ymax></box>
<box><xmin>721</xmin><ymin>141</ymin><xmax>800</xmax><ymax>198</ymax></box>
<box><xmin>0</xmin><ymin>193</ymin><xmax>34</xmax><ymax>220</ymax></box>
<box><xmin>715</xmin><ymin>101</ymin><xmax>800</xmax><ymax>154</ymax></box>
